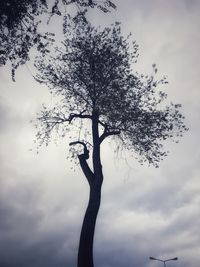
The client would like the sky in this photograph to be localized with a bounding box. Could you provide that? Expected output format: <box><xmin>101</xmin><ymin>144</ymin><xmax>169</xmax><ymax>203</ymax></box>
<box><xmin>0</xmin><ymin>0</ymin><xmax>200</xmax><ymax>267</ymax></box>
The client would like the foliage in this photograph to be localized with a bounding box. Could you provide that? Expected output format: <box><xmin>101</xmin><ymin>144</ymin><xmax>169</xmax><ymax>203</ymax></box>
<box><xmin>0</xmin><ymin>0</ymin><xmax>46</xmax><ymax>80</ymax></box>
<box><xmin>35</xmin><ymin>14</ymin><xmax>187</xmax><ymax>167</ymax></box>
<box><xmin>0</xmin><ymin>0</ymin><xmax>116</xmax><ymax>80</ymax></box>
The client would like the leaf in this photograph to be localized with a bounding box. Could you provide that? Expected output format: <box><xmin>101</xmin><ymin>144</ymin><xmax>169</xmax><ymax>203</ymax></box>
<box><xmin>97</xmin><ymin>5</ymin><xmax>109</xmax><ymax>13</ymax></box>
<box><xmin>107</xmin><ymin>0</ymin><xmax>117</xmax><ymax>9</ymax></box>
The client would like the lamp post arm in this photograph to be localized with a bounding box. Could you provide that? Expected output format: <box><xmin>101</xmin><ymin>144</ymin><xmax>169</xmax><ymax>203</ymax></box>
<box><xmin>165</xmin><ymin>257</ymin><xmax>178</xmax><ymax>262</ymax></box>
<box><xmin>149</xmin><ymin>256</ymin><xmax>178</xmax><ymax>267</ymax></box>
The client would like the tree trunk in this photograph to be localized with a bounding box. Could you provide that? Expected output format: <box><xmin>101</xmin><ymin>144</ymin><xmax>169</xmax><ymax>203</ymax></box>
<box><xmin>77</xmin><ymin>111</ymin><xmax>103</xmax><ymax>267</ymax></box>
<box><xmin>78</xmin><ymin>179</ymin><xmax>102</xmax><ymax>267</ymax></box>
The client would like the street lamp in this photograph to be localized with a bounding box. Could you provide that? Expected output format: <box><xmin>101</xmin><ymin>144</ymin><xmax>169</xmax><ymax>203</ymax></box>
<box><xmin>149</xmin><ymin>256</ymin><xmax>178</xmax><ymax>267</ymax></box>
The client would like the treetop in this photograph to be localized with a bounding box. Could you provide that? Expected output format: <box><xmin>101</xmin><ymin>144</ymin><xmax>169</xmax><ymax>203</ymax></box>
<box><xmin>35</xmin><ymin>14</ymin><xmax>188</xmax><ymax>166</ymax></box>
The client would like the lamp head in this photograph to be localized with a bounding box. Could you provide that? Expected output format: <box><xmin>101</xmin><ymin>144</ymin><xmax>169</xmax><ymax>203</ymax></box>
<box><xmin>149</xmin><ymin>257</ymin><xmax>157</xmax><ymax>260</ymax></box>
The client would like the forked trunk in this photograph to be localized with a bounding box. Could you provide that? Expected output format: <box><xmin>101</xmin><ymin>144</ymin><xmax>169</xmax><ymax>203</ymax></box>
<box><xmin>77</xmin><ymin>111</ymin><xmax>103</xmax><ymax>267</ymax></box>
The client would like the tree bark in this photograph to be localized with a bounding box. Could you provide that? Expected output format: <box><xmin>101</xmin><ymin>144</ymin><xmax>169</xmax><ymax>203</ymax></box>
<box><xmin>77</xmin><ymin>111</ymin><xmax>103</xmax><ymax>267</ymax></box>
<box><xmin>78</xmin><ymin>180</ymin><xmax>102</xmax><ymax>267</ymax></box>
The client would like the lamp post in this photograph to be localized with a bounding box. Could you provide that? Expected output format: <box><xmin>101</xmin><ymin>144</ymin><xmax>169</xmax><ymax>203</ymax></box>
<box><xmin>149</xmin><ymin>256</ymin><xmax>178</xmax><ymax>267</ymax></box>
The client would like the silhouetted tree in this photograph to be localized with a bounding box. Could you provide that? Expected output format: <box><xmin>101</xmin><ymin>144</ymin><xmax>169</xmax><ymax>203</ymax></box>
<box><xmin>0</xmin><ymin>0</ymin><xmax>116</xmax><ymax>80</ymax></box>
<box><xmin>34</xmin><ymin>15</ymin><xmax>187</xmax><ymax>267</ymax></box>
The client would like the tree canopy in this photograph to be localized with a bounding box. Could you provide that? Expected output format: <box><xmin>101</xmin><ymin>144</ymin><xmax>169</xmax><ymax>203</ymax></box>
<box><xmin>0</xmin><ymin>0</ymin><xmax>116</xmax><ymax>80</ymax></box>
<box><xmin>34</xmin><ymin>15</ymin><xmax>187</xmax><ymax>167</ymax></box>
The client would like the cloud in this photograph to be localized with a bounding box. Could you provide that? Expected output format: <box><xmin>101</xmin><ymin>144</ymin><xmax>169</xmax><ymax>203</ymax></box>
<box><xmin>0</xmin><ymin>1</ymin><xmax>200</xmax><ymax>267</ymax></box>
<box><xmin>0</xmin><ymin>172</ymin><xmax>82</xmax><ymax>267</ymax></box>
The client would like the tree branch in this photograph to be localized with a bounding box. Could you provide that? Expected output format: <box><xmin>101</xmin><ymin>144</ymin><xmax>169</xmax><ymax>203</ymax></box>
<box><xmin>38</xmin><ymin>109</ymin><xmax>91</xmax><ymax>125</ymax></box>
<box><xmin>68</xmin><ymin>110</ymin><xmax>92</xmax><ymax>123</ymax></box>
<box><xmin>99</xmin><ymin>123</ymin><xmax>121</xmax><ymax>143</ymax></box>
<box><xmin>69</xmin><ymin>141</ymin><xmax>94</xmax><ymax>186</ymax></box>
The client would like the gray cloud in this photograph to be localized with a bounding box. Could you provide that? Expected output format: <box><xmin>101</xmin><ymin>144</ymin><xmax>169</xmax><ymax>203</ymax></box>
<box><xmin>1</xmin><ymin>0</ymin><xmax>200</xmax><ymax>267</ymax></box>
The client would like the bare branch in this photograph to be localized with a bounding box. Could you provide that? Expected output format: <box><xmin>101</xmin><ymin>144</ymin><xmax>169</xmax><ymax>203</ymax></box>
<box><xmin>69</xmin><ymin>141</ymin><xmax>94</xmax><ymax>185</ymax></box>
<box><xmin>68</xmin><ymin>110</ymin><xmax>92</xmax><ymax>123</ymax></box>
<box><xmin>69</xmin><ymin>140</ymin><xmax>89</xmax><ymax>157</ymax></box>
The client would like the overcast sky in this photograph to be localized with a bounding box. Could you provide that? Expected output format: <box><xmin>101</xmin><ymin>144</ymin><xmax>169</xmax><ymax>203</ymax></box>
<box><xmin>0</xmin><ymin>1</ymin><xmax>200</xmax><ymax>267</ymax></box>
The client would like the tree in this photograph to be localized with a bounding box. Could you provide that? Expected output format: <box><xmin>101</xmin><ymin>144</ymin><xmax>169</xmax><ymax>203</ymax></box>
<box><xmin>34</xmin><ymin>15</ymin><xmax>187</xmax><ymax>267</ymax></box>
<box><xmin>0</xmin><ymin>0</ymin><xmax>116</xmax><ymax>80</ymax></box>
